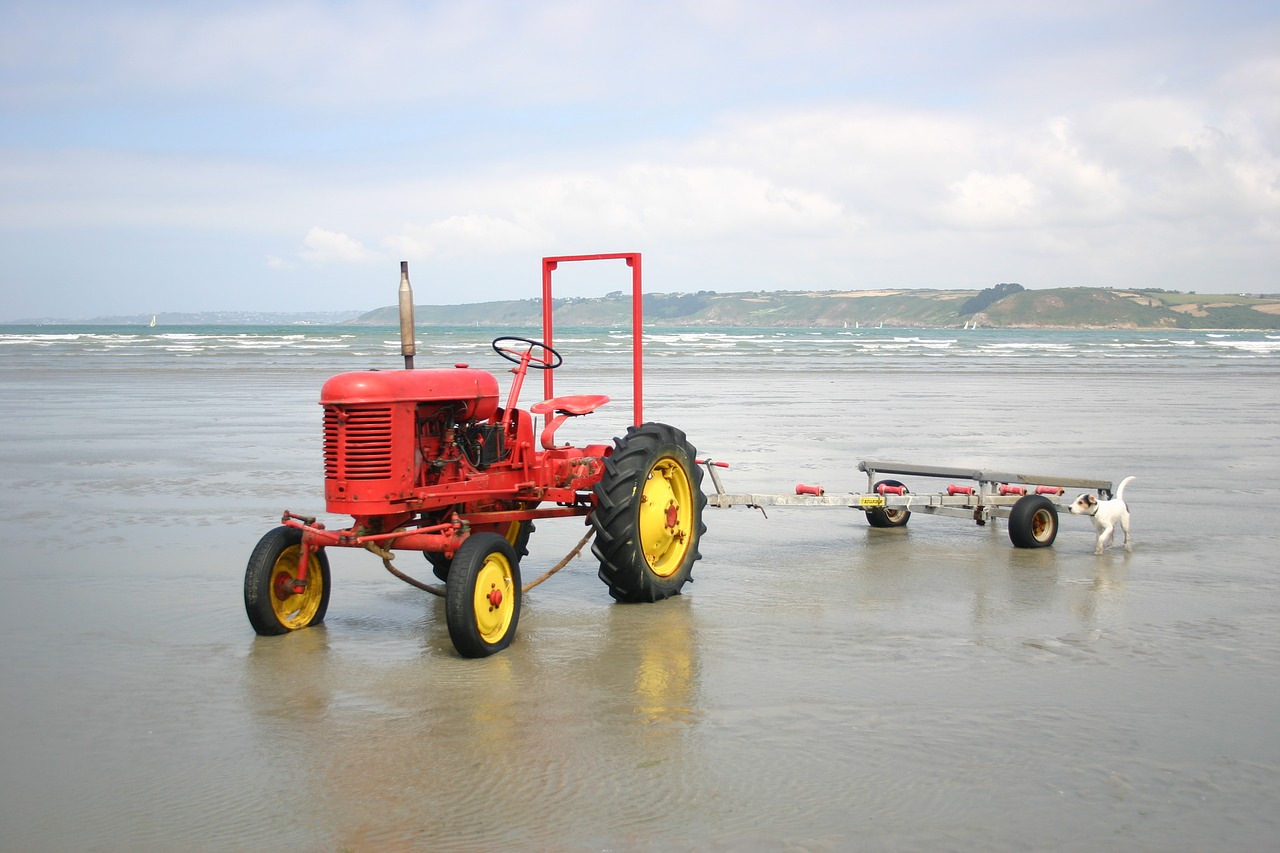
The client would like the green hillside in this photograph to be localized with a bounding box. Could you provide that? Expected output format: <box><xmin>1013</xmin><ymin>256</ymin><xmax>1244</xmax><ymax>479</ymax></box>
<box><xmin>352</xmin><ymin>287</ymin><xmax>1280</xmax><ymax>330</ymax></box>
<box><xmin>977</xmin><ymin>288</ymin><xmax>1280</xmax><ymax>329</ymax></box>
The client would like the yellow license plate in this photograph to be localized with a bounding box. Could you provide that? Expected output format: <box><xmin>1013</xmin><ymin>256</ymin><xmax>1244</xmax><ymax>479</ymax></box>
<box><xmin>859</xmin><ymin>496</ymin><xmax>885</xmax><ymax>508</ymax></box>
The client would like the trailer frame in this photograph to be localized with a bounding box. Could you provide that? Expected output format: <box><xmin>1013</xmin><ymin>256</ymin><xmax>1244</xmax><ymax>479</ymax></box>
<box><xmin>702</xmin><ymin>458</ymin><xmax>1116</xmax><ymax>548</ymax></box>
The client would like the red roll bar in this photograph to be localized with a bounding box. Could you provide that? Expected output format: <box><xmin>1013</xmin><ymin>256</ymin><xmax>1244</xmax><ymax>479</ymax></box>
<box><xmin>541</xmin><ymin>253</ymin><xmax>643</xmax><ymax>427</ymax></box>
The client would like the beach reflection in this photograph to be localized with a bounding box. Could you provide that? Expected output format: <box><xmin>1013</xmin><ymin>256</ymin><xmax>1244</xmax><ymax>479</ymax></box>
<box><xmin>236</xmin><ymin>590</ymin><xmax>704</xmax><ymax>849</ymax></box>
<box><xmin>600</xmin><ymin>600</ymin><xmax>703</xmax><ymax>731</ymax></box>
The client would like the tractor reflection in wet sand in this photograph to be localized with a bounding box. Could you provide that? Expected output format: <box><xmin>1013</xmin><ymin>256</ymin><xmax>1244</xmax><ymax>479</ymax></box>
<box><xmin>243</xmin><ymin>253</ymin><xmax>707</xmax><ymax>656</ymax></box>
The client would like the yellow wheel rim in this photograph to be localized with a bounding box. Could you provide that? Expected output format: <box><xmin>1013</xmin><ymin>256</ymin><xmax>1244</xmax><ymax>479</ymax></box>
<box><xmin>270</xmin><ymin>544</ymin><xmax>325</xmax><ymax>630</ymax></box>
<box><xmin>472</xmin><ymin>551</ymin><xmax>517</xmax><ymax>644</ymax></box>
<box><xmin>503</xmin><ymin>520</ymin><xmax>523</xmax><ymax>547</ymax></box>
<box><xmin>638</xmin><ymin>456</ymin><xmax>695</xmax><ymax>578</ymax></box>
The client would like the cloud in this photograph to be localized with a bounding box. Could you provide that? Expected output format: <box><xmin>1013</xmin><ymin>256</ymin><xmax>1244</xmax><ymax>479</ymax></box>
<box><xmin>294</xmin><ymin>79</ymin><xmax>1279</xmax><ymax>295</ymax></box>
<box><xmin>945</xmin><ymin>171</ymin><xmax>1041</xmax><ymax>230</ymax></box>
<box><xmin>3</xmin><ymin>1</ymin><xmax>1279</xmax><ymax>317</ymax></box>
<box><xmin>385</xmin><ymin>213</ymin><xmax>546</xmax><ymax>260</ymax></box>
<box><xmin>376</xmin><ymin>88</ymin><xmax>1262</xmax><ymax>247</ymax></box>
<box><xmin>13</xmin><ymin>1</ymin><xmax>1230</xmax><ymax>118</ymax></box>
<box><xmin>379</xmin><ymin>160</ymin><xmax>845</xmax><ymax>264</ymax></box>
<box><xmin>297</xmin><ymin>226</ymin><xmax>380</xmax><ymax>265</ymax></box>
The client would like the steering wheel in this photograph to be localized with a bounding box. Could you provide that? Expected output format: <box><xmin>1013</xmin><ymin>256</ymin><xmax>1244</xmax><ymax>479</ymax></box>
<box><xmin>491</xmin><ymin>336</ymin><xmax>563</xmax><ymax>370</ymax></box>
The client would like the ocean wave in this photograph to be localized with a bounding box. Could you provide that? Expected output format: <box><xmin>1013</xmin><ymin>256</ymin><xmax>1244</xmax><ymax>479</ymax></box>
<box><xmin>4</xmin><ymin>326</ymin><xmax>1278</xmax><ymax>368</ymax></box>
<box><xmin>1206</xmin><ymin>339</ymin><xmax>1280</xmax><ymax>354</ymax></box>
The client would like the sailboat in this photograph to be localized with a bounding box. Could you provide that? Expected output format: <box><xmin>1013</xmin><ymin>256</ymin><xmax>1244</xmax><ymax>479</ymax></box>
<box><xmin>149</xmin><ymin>314</ymin><xmax>157</xmax><ymax>327</ymax></box>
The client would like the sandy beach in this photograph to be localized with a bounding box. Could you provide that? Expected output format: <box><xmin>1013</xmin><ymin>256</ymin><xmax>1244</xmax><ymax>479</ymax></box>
<box><xmin>2</xmin><ymin>326</ymin><xmax>1278</xmax><ymax>850</ymax></box>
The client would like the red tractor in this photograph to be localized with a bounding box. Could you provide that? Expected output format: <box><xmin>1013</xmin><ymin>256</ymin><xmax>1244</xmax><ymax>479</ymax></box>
<box><xmin>243</xmin><ymin>253</ymin><xmax>707</xmax><ymax>656</ymax></box>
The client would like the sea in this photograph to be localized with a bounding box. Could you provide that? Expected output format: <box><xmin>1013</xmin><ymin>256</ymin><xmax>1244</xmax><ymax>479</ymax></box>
<box><xmin>1</xmin><ymin>323</ymin><xmax>1278</xmax><ymax>851</ymax></box>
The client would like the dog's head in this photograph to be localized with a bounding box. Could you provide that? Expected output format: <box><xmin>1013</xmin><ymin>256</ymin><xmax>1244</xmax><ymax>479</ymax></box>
<box><xmin>1069</xmin><ymin>494</ymin><xmax>1099</xmax><ymax>516</ymax></box>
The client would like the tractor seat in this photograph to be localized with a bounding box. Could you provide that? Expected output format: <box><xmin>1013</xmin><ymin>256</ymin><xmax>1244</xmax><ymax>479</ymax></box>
<box><xmin>531</xmin><ymin>394</ymin><xmax>611</xmax><ymax>417</ymax></box>
<box><xmin>530</xmin><ymin>394</ymin><xmax>610</xmax><ymax>449</ymax></box>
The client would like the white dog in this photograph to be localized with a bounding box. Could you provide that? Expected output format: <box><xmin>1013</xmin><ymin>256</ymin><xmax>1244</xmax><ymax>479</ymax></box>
<box><xmin>1069</xmin><ymin>476</ymin><xmax>1135</xmax><ymax>555</ymax></box>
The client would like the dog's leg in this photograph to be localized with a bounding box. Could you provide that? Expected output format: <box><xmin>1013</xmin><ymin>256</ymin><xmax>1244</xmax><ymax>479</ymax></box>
<box><xmin>1096</xmin><ymin>522</ymin><xmax>1113</xmax><ymax>555</ymax></box>
<box><xmin>1120</xmin><ymin>514</ymin><xmax>1132</xmax><ymax>552</ymax></box>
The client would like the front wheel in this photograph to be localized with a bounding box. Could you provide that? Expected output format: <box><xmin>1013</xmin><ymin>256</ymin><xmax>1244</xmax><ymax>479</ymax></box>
<box><xmin>1008</xmin><ymin>494</ymin><xmax>1058</xmax><ymax>548</ymax></box>
<box><xmin>591</xmin><ymin>422</ymin><xmax>707</xmax><ymax>603</ymax></box>
<box><xmin>244</xmin><ymin>526</ymin><xmax>331</xmax><ymax>635</ymax></box>
<box><xmin>445</xmin><ymin>533</ymin><xmax>522</xmax><ymax>657</ymax></box>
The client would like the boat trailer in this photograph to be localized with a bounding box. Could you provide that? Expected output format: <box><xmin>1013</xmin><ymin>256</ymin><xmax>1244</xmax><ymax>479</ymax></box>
<box><xmin>702</xmin><ymin>459</ymin><xmax>1116</xmax><ymax>549</ymax></box>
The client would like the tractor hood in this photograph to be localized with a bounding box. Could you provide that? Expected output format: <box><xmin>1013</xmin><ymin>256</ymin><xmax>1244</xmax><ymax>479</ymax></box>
<box><xmin>320</xmin><ymin>368</ymin><xmax>500</xmax><ymax>421</ymax></box>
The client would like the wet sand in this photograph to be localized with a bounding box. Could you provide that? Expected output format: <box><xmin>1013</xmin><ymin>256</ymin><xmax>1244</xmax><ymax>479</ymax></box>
<box><xmin>2</xmin><ymin>336</ymin><xmax>1279</xmax><ymax>850</ymax></box>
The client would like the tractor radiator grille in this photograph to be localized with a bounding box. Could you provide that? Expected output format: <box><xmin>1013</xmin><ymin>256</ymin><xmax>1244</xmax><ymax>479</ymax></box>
<box><xmin>324</xmin><ymin>406</ymin><xmax>393</xmax><ymax>480</ymax></box>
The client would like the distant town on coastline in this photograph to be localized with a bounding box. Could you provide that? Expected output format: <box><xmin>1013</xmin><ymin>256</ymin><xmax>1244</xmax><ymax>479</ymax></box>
<box><xmin>9</xmin><ymin>285</ymin><xmax>1280</xmax><ymax>330</ymax></box>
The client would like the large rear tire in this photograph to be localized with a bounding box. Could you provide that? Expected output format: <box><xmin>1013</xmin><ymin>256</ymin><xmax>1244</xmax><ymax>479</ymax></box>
<box><xmin>244</xmin><ymin>526</ymin><xmax>331</xmax><ymax>635</ymax></box>
<box><xmin>445</xmin><ymin>533</ymin><xmax>522</xmax><ymax>657</ymax></box>
<box><xmin>591</xmin><ymin>423</ymin><xmax>707</xmax><ymax>603</ymax></box>
<box><xmin>1009</xmin><ymin>494</ymin><xmax>1058</xmax><ymax>548</ymax></box>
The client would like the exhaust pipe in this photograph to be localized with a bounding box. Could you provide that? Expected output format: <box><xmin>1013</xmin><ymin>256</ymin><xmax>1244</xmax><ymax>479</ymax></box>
<box><xmin>399</xmin><ymin>261</ymin><xmax>416</xmax><ymax>369</ymax></box>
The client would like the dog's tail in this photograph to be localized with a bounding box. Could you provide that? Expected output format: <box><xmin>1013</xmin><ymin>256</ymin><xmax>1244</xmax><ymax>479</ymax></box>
<box><xmin>1114</xmin><ymin>475</ymin><xmax>1135</xmax><ymax>503</ymax></box>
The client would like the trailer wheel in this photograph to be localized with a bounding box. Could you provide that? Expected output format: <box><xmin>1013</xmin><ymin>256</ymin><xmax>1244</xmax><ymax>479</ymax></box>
<box><xmin>244</xmin><ymin>526</ymin><xmax>331</xmax><ymax>635</ymax></box>
<box><xmin>445</xmin><ymin>533</ymin><xmax>522</xmax><ymax>657</ymax></box>
<box><xmin>866</xmin><ymin>479</ymin><xmax>911</xmax><ymax>528</ymax></box>
<box><xmin>591</xmin><ymin>422</ymin><xmax>707</xmax><ymax>603</ymax></box>
<box><xmin>428</xmin><ymin>518</ymin><xmax>534</xmax><ymax>582</ymax></box>
<box><xmin>1008</xmin><ymin>494</ymin><xmax>1058</xmax><ymax>548</ymax></box>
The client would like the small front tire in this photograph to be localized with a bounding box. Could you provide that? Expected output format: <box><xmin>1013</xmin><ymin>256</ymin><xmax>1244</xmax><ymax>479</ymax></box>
<box><xmin>445</xmin><ymin>533</ymin><xmax>522</xmax><ymax>657</ymax></box>
<box><xmin>1008</xmin><ymin>494</ymin><xmax>1058</xmax><ymax>548</ymax></box>
<box><xmin>866</xmin><ymin>479</ymin><xmax>911</xmax><ymax>528</ymax></box>
<box><xmin>244</xmin><ymin>526</ymin><xmax>331</xmax><ymax>635</ymax></box>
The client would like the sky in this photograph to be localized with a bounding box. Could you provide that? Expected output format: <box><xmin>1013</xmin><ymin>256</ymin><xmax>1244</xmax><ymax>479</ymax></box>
<box><xmin>1</xmin><ymin>0</ymin><xmax>1278</xmax><ymax>319</ymax></box>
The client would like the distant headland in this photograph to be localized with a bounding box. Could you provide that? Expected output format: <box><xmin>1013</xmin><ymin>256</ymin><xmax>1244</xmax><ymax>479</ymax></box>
<box><xmin>8</xmin><ymin>285</ymin><xmax>1280</xmax><ymax>330</ymax></box>
<box><xmin>351</xmin><ymin>284</ymin><xmax>1280</xmax><ymax>331</ymax></box>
